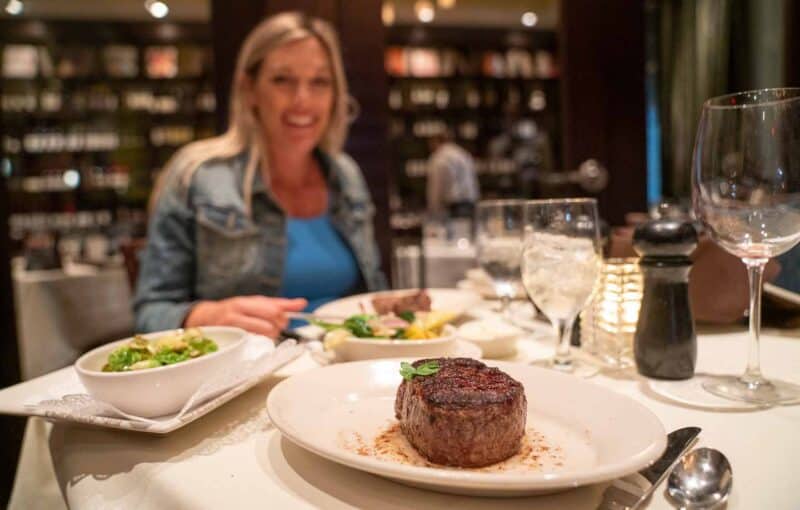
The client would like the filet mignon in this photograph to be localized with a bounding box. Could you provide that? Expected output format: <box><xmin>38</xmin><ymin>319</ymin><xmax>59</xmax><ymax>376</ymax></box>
<box><xmin>372</xmin><ymin>290</ymin><xmax>432</xmax><ymax>315</ymax></box>
<box><xmin>394</xmin><ymin>357</ymin><xmax>526</xmax><ymax>467</ymax></box>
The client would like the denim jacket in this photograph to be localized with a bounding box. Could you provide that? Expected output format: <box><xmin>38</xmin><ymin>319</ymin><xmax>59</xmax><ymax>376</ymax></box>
<box><xmin>133</xmin><ymin>149</ymin><xmax>388</xmax><ymax>333</ymax></box>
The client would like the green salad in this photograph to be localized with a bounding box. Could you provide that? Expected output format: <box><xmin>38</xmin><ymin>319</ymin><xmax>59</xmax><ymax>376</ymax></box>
<box><xmin>102</xmin><ymin>328</ymin><xmax>218</xmax><ymax>372</ymax></box>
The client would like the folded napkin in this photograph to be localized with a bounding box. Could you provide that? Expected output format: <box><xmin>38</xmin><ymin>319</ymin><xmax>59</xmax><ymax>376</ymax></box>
<box><xmin>26</xmin><ymin>337</ymin><xmax>305</xmax><ymax>432</ymax></box>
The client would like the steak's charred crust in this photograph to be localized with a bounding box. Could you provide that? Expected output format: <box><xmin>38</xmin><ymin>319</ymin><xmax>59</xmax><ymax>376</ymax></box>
<box><xmin>395</xmin><ymin>357</ymin><xmax>527</xmax><ymax>467</ymax></box>
<box><xmin>412</xmin><ymin>358</ymin><xmax>523</xmax><ymax>408</ymax></box>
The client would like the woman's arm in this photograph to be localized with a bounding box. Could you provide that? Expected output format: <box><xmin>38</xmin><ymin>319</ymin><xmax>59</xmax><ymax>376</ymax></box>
<box><xmin>133</xmin><ymin>180</ymin><xmax>198</xmax><ymax>332</ymax></box>
<box><xmin>134</xmin><ymin>172</ymin><xmax>307</xmax><ymax>336</ymax></box>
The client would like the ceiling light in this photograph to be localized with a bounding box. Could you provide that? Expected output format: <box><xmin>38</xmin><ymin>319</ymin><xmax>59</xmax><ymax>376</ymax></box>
<box><xmin>414</xmin><ymin>0</ymin><xmax>435</xmax><ymax>23</ymax></box>
<box><xmin>382</xmin><ymin>2</ymin><xmax>395</xmax><ymax>26</ymax></box>
<box><xmin>144</xmin><ymin>0</ymin><xmax>169</xmax><ymax>19</ymax></box>
<box><xmin>437</xmin><ymin>0</ymin><xmax>456</xmax><ymax>8</ymax></box>
<box><xmin>5</xmin><ymin>0</ymin><xmax>23</xmax><ymax>15</ymax></box>
<box><xmin>521</xmin><ymin>11</ymin><xmax>538</xmax><ymax>27</ymax></box>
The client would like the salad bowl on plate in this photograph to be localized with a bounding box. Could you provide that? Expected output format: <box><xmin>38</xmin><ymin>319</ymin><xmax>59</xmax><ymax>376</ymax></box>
<box><xmin>75</xmin><ymin>326</ymin><xmax>248</xmax><ymax>418</ymax></box>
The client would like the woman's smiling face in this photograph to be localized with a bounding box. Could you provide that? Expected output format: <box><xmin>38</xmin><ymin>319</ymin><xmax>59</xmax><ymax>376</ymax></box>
<box><xmin>248</xmin><ymin>36</ymin><xmax>335</xmax><ymax>154</ymax></box>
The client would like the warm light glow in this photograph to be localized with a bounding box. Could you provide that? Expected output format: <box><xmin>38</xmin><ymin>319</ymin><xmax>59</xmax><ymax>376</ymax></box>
<box><xmin>381</xmin><ymin>2</ymin><xmax>395</xmax><ymax>26</ymax></box>
<box><xmin>582</xmin><ymin>258</ymin><xmax>643</xmax><ymax>368</ymax></box>
<box><xmin>5</xmin><ymin>0</ymin><xmax>23</xmax><ymax>15</ymax></box>
<box><xmin>414</xmin><ymin>0</ymin><xmax>435</xmax><ymax>23</ymax></box>
<box><xmin>521</xmin><ymin>11</ymin><xmax>538</xmax><ymax>27</ymax></box>
<box><xmin>144</xmin><ymin>0</ymin><xmax>169</xmax><ymax>19</ymax></box>
<box><xmin>62</xmin><ymin>169</ymin><xmax>80</xmax><ymax>189</ymax></box>
<box><xmin>437</xmin><ymin>0</ymin><xmax>456</xmax><ymax>9</ymax></box>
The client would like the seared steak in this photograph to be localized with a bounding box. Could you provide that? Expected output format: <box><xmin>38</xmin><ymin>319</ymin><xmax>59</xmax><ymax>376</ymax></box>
<box><xmin>372</xmin><ymin>290</ymin><xmax>432</xmax><ymax>315</ymax></box>
<box><xmin>395</xmin><ymin>358</ymin><xmax>526</xmax><ymax>467</ymax></box>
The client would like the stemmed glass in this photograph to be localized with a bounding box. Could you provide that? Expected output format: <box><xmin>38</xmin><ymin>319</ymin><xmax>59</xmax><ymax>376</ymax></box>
<box><xmin>692</xmin><ymin>88</ymin><xmax>800</xmax><ymax>405</ymax></box>
<box><xmin>475</xmin><ymin>200</ymin><xmax>525</xmax><ymax>318</ymax></box>
<box><xmin>521</xmin><ymin>198</ymin><xmax>602</xmax><ymax>377</ymax></box>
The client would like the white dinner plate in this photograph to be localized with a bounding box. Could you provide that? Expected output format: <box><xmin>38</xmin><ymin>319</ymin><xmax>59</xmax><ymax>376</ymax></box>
<box><xmin>646</xmin><ymin>375</ymin><xmax>766</xmax><ymax>411</ymax></box>
<box><xmin>267</xmin><ymin>359</ymin><xmax>666</xmax><ymax>497</ymax></box>
<box><xmin>272</xmin><ymin>340</ymin><xmax>481</xmax><ymax>379</ymax></box>
<box><xmin>314</xmin><ymin>288</ymin><xmax>482</xmax><ymax>319</ymax></box>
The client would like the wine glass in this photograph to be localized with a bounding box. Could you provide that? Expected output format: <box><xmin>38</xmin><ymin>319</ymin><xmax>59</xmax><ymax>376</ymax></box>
<box><xmin>475</xmin><ymin>200</ymin><xmax>524</xmax><ymax>318</ymax></box>
<box><xmin>522</xmin><ymin>198</ymin><xmax>602</xmax><ymax>377</ymax></box>
<box><xmin>692</xmin><ymin>88</ymin><xmax>800</xmax><ymax>405</ymax></box>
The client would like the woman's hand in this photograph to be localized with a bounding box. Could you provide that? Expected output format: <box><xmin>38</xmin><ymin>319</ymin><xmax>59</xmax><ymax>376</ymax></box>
<box><xmin>184</xmin><ymin>296</ymin><xmax>308</xmax><ymax>338</ymax></box>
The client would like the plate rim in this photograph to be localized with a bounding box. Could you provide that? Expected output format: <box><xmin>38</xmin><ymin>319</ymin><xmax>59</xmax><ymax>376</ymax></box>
<box><xmin>266</xmin><ymin>359</ymin><xmax>667</xmax><ymax>491</ymax></box>
<box><xmin>314</xmin><ymin>288</ymin><xmax>483</xmax><ymax>317</ymax></box>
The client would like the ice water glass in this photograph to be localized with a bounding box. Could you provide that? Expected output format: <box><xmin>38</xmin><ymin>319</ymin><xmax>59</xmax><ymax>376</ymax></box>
<box><xmin>475</xmin><ymin>200</ymin><xmax>525</xmax><ymax>317</ymax></box>
<box><xmin>522</xmin><ymin>198</ymin><xmax>602</xmax><ymax>377</ymax></box>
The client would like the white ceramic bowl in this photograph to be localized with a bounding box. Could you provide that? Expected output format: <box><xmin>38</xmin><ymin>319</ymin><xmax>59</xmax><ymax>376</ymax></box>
<box><xmin>328</xmin><ymin>326</ymin><xmax>457</xmax><ymax>362</ymax></box>
<box><xmin>457</xmin><ymin>319</ymin><xmax>521</xmax><ymax>358</ymax></box>
<box><xmin>75</xmin><ymin>326</ymin><xmax>248</xmax><ymax>418</ymax></box>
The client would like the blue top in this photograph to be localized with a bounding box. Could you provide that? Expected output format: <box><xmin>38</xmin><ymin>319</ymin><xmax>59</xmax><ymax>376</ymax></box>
<box><xmin>133</xmin><ymin>149</ymin><xmax>387</xmax><ymax>333</ymax></box>
<box><xmin>280</xmin><ymin>214</ymin><xmax>360</xmax><ymax>312</ymax></box>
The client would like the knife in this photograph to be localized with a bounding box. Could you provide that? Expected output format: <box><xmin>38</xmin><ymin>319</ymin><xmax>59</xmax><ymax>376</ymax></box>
<box><xmin>599</xmin><ymin>426</ymin><xmax>701</xmax><ymax>510</ymax></box>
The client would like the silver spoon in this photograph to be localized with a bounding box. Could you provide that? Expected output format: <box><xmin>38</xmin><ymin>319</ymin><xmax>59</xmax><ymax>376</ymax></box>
<box><xmin>667</xmin><ymin>447</ymin><xmax>732</xmax><ymax>509</ymax></box>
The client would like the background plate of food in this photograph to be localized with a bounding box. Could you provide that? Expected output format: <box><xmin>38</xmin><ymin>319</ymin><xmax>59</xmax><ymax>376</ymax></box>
<box><xmin>267</xmin><ymin>358</ymin><xmax>666</xmax><ymax>497</ymax></box>
<box><xmin>304</xmin><ymin>289</ymin><xmax>482</xmax><ymax>362</ymax></box>
<box><xmin>315</xmin><ymin>288</ymin><xmax>482</xmax><ymax>319</ymax></box>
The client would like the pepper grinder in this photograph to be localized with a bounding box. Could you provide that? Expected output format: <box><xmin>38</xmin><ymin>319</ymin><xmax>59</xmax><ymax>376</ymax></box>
<box><xmin>633</xmin><ymin>220</ymin><xmax>698</xmax><ymax>380</ymax></box>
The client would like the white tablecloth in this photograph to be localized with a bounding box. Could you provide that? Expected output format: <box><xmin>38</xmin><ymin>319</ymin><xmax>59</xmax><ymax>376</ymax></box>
<box><xmin>13</xmin><ymin>263</ymin><xmax>134</xmax><ymax>380</ymax></box>
<box><xmin>8</xmin><ymin>330</ymin><xmax>800</xmax><ymax>510</ymax></box>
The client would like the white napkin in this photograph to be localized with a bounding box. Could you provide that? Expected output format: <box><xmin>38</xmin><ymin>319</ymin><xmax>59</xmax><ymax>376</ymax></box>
<box><xmin>26</xmin><ymin>336</ymin><xmax>304</xmax><ymax>431</ymax></box>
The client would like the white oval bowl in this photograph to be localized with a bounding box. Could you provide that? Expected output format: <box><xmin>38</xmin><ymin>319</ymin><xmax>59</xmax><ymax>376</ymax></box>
<box><xmin>75</xmin><ymin>326</ymin><xmax>248</xmax><ymax>418</ymax></box>
<box><xmin>330</xmin><ymin>327</ymin><xmax>457</xmax><ymax>362</ymax></box>
<box><xmin>457</xmin><ymin>319</ymin><xmax>522</xmax><ymax>358</ymax></box>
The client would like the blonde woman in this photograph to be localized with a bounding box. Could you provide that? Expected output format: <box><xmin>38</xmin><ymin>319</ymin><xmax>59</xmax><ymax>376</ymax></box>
<box><xmin>134</xmin><ymin>12</ymin><xmax>387</xmax><ymax>338</ymax></box>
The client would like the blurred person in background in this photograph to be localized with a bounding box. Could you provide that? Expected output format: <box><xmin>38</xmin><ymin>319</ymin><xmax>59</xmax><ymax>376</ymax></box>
<box><xmin>426</xmin><ymin>128</ymin><xmax>480</xmax><ymax>220</ymax></box>
<box><xmin>134</xmin><ymin>12</ymin><xmax>387</xmax><ymax>338</ymax></box>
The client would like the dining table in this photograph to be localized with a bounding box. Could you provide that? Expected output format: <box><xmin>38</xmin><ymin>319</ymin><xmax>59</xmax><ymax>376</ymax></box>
<box><xmin>5</xmin><ymin>318</ymin><xmax>800</xmax><ymax>509</ymax></box>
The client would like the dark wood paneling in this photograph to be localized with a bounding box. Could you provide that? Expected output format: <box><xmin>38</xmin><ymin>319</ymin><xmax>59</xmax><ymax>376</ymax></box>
<box><xmin>210</xmin><ymin>0</ymin><xmax>267</xmax><ymax>132</ymax></box>
<box><xmin>264</xmin><ymin>0</ymin><xmax>338</xmax><ymax>24</ymax></box>
<box><xmin>211</xmin><ymin>1</ymin><xmax>391</xmax><ymax>276</ymax></box>
<box><xmin>560</xmin><ymin>0</ymin><xmax>647</xmax><ymax>225</ymax></box>
<box><xmin>336</xmin><ymin>0</ymin><xmax>391</xmax><ymax>275</ymax></box>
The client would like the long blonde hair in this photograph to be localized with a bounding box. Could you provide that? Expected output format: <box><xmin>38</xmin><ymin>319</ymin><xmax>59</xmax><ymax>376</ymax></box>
<box><xmin>151</xmin><ymin>12</ymin><xmax>351</xmax><ymax>215</ymax></box>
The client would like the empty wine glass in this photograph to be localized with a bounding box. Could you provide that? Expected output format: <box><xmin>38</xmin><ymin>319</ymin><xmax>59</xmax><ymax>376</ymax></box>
<box><xmin>475</xmin><ymin>200</ymin><xmax>524</xmax><ymax>318</ymax></box>
<box><xmin>693</xmin><ymin>88</ymin><xmax>800</xmax><ymax>405</ymax></box>
<box><xmin>522</xmin><ymin>198</ymin><xmax>602</xmax><ymax>377</ymax></box>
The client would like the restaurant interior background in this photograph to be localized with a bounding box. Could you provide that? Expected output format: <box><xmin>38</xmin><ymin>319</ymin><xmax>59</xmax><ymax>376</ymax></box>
<box><xmin>0</xmin><ymin>0</ymin><xmax>798</xmax><ymax>502</ymax></box>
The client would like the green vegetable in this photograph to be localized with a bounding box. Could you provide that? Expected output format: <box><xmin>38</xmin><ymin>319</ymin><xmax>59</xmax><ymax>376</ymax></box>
<box><xmin>398</xmin><ymin>310</ymin><xmax>416</xmax><ymax>323</ymax></box>
<box><xmin>188</xmin><ymin>338</ymin><xmax>218</xmax><ymax>355</ymax></box>
<box><xmin>399</xmin><ymin>360</ymin><xmax>441</xmax><ymax>381</ymax></box>
<box><xmin>311</xmin><ymin>319</ymin><xmax>347</xmax><ymax>331</ymax></box>
<box><xmin>101</xmin><ymin>330</ymin><xmax>219</xmax><ymax>372</ymax></box>
<box><xmin>343</xmin><ymin>314</ymin><xmax>375</xmax><ymax>338</ymax></box>
<box><xmin>103</xmin><ymin>348</ymin><xmax>146</xmax><ymax>372</ymax></box>
<box><xmin>154</xmin><ymin>349</ymin><xmax>191</xmax><ymax>365</ymax></box>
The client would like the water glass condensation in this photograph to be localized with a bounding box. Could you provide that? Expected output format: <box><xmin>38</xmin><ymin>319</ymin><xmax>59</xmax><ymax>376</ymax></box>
<box><xmin>522</xmin><ymin>198</ymin><xmax>602</xmax><ymax>377</ymax></box>
<box><xmin>693</xmin><ymin>88</ymin><xmax>800</xmax><ymax>405</ymax></box>
<box><xmin>475</xmin><ymin>200</ymin><xmax>525</xmax><ymax>316</ymax></box>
